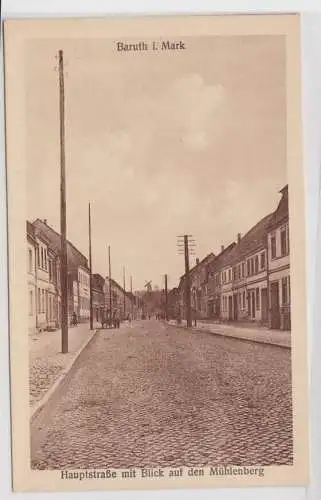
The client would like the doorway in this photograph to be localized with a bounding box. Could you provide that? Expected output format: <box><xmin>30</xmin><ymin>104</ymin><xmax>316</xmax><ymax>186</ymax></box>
<box><xmin>270</xmin><ymin>281</ymin><xmax>281</xmax><ymax>329</ymax></box>
<box><xmin>261</xmin><ymin>288</ymin><xmax>268</xmax><ymax>323</ymax></box>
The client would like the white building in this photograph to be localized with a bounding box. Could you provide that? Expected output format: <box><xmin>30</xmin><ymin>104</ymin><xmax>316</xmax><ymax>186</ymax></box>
<box><xmin>27</xmin><ymin>222</ymin><xmax>37</xmax><ymax>333</ymax></box>
<box><xmin>267</xmin><ymin>186</ymin><xmax>291</xmax><ymax>330</ymax></box>
<box><xmin>34</xmin><ymin>231</ymin><xmax>51</xmax><ymax>331</ymax></box>
<box><xmin>77</xmin><ymin>265</ymin><xmax>90</xmax><ymax>320</ymax></box>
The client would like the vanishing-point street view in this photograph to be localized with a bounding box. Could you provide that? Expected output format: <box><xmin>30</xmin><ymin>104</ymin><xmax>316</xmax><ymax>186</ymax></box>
<box><xmin>27</xmin><ymin>35</ymin><xmax>292</xmax><ymax>469</ymax></box>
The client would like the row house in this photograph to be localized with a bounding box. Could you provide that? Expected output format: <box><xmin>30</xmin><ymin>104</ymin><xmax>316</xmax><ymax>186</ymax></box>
<box><xmin>267</xmin><ymin>186</ymin><xmax>290</xmax><ymax>330</ymax></box>
<box><xmin>92</xmin><ymin>273</ymin><xmax>105</xmax><ymax>324</ymax></box>
<box><xmin>27</xmin><ymin>221</ymin><xmax>61</xmax><ymax>332</ymax></box>
<box><xmin>207</xmin><ymin>243</ymin><xmax>236</xmax><ymax>320</ymax></box>
<box><xmin>216</xmin><ymin>214</ymin><xmax>272</xmax><ymax>325</ymax></box>
<box><xmin>32</xmin><ymin>219</ymin><xmax>90</xmax><ymax>325</ymax></box>
<box><xmin>177</xmin><ymin>253</ymin><xmax>216</xmax><ymax>320</ymax></box>
<box><xmin>27</xmin><ymin>222</ymin><xmax>37</xmax><ymax>333</ymax></box>
<box><xmin>173</xmin><ymin>185</ymin><xmax>291</xmax><ymax>330</ymax></box>
<box><xmin>104</xmin><ymin>277</ymin><xmax>136</xmax><ymax>320</ymax></box>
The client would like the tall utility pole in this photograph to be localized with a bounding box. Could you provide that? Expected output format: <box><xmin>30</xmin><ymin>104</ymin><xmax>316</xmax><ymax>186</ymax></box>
<box><xmin>108</xmin><ymin>245</ymin><xmax>112</xmax><ymax>316</ymax></box>
<box><xmin>88</xmin><ymin>202</ymin><xmax>93</xmax><ymax>330</ymax></box>
<box><xmin>177</xmin><ymin>235</ymin><xmax>195</xmax><ymax>328</ymax></box>
<box><xmin>123</xmin><ymin>266</ymin><xmax>126</xmax><ymax>319</ymax></box>
<box><xmin>164</xmin><ymin>274</ymin><xmax>168</xmax><ymax>321</ymax></box>
<box><xmin>59</xmin><ymin>49</ymin><xmax>69</xmax><ymax>353</ymax></box>
<box><xmin>184</xmin><ymin>235</ymin><xmax>192</xmax><ymax>327</ymax></box>
<box><xmin>130</xmin><ymin>275</ymin><xmax>133</xmax><ymax>319</ymax></box>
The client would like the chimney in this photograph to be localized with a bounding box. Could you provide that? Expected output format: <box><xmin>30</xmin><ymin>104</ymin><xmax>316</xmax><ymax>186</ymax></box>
<box><xmin>237</xmin><ymin>233</ymin><xmax>241</xmax><ymax>244</ymax></box>
<box><xmin>43</xmin><ymin>219</ymin><xmax>47</xmax><ymax>225</ymax></box>
<box><xmin>196</xmin><ymin>258</ymin><xmax>200</xmax><ymax>265</ymax></box>
<box><xmin>221</xmin><ymin>245</ymin><xmax>224</xmax><ymax>253</ymax></box>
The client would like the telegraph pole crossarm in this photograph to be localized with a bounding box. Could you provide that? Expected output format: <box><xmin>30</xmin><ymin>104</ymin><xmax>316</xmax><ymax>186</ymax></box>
<box><xmin>177</xmin><ymin>234</ymin><xmax>195</xmax><ymax>328</ymax></box>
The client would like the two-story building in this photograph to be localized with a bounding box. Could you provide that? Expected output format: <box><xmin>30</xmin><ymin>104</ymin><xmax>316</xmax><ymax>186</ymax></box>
<box><xmin>34</xmin><ymin>229</ymin><xmax>51</xmax><ymax>331</ymax></box>
<box><xmin>207</xmin><ymin>243</ymin><xmax>236</xmax><ymax>321</ymax></box>
<box><xmin>178</xmin><ymin>253</ymin><xmax>215</xmax><ymax>321</ymax></box>
<box><xmin>33</xmin><ymin>219</ymin><xmax>90</xmax><ymax>324</ymax></box>
<box><xmin>267</xmin><ymin>186</ymin><xmax>291</xmax><ymax>330</ymax></box>
<box><xmin>27</xmin><ymin>221</ymin><xmax>37</xmax><ymax>333</ymax></box>
<box><xmin>92</xmin><ymin>273</ymin><xmax>105</xmax><ymax>323</ymax></box>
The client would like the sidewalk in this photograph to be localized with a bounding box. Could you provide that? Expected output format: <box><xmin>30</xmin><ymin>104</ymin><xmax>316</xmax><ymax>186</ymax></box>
<box><xmin>167</xmin><ymin>319</ymin><xmax>291</xmax><ymax>348</ymax></box>
<box><xmin>29</xmin><ymin>322</ymin><xmax>99</xmax><ymax>410</ymax></box>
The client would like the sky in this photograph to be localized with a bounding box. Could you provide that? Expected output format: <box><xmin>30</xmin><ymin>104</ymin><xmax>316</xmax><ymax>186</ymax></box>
<box><xmin>26</xmin><ymin>35</ymin><xmax>287</xmax><ymax>290</ymax></box>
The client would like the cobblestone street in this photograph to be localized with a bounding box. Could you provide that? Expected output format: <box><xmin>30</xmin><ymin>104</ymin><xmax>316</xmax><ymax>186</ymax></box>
<box><xmin>31</xmin><ymin>320</ymin><xmax>293</xmax><ymax>470</ymax></box>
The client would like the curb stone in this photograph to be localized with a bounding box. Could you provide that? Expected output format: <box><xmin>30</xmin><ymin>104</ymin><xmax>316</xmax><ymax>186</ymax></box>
<box><xmin>166</xmin><ymin>322</ymin><xmax>291</xmax><ymax>349</ymax></box>
<box><xmin>30</xmin><ymin>329</ymin><xmax>99</xmax><ymax>423</ymax></box>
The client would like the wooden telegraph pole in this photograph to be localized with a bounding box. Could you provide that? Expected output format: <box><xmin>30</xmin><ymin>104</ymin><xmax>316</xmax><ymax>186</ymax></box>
<box><xmin>59</xmin><ymin>50</ymin><xmax>69</xmax><ymax>353</ymax></box>
<box><xmin>108</xmin><ymin>245</ymin><xmax>112</xmax><ymax>316</ymax></box>
<box><xmin>88</xmin><ymin>202</ymin><xmax>93</xmax><ymax>330</ymax></box>
<box><xmin>164</xmin><ymin>274</ymin><xmax>168</xmax><ymax>321</ymax></box>
<box><xmin>123</xmin><ymin>266</ymin><xmax>126</xmax><ymax>320</ymax></box>
<box><xmin>177</xmin><ymin>235</ymin><xmax>195</xmax><ymax>328</ymax></box>
<box><xmin>184</xmin><ymin>236</ymin><xmax>192</xmax><ymax>327</ymax></box>
<box><xmin>130</xmin><ymin>275</ymin><xmax>133</xmax><ymax>319</ymax></box>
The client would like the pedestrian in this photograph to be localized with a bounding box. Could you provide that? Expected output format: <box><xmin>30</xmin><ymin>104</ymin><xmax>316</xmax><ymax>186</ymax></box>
<box><xmin>72</xmin><ymin>311</ymin><xmax>77</xmax><ymax>327</ymax></box>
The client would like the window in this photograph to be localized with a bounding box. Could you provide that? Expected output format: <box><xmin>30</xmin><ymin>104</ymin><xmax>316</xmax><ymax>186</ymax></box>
<box><xmin>281</xmin><ymin>228</ymin><xmax>288</xmax><ymax>256</ymax></box>
<box><xmin>242</xmin><ymin>262</ymin><xmax>245</xmax><ymax>277</ymax></box>
<box><xmin>228</xmin><ymin>269</ymin><xmax>231</xmax><ymax>282</ymax></box>
<box><xmin>282</xmin><ymin>277</ymin><xmax>288</xmax><ymax>305</ymax></box>
<box><xmin>247</xmin><ymin>260</ymin><xmax>250</xmax><ymax>276</ymax></box>
<box><xmin>256</xmin><ymin>288</ymin><xmax>260</xmax><ymax>310</ymax></box>
<box><xmin>41</xmin><ymin>247</ymin><xmax>44</xmax><ymax>268</ymax></box>
<box><xmin>44</xmin><ymin>249</ymin><xmax>47</xmax><ymax>270</ymax></box>
<box><xmin>37</xmin><ymin>288</ymin><xmax>41</xmax><ymax>313</ymax></box>
<box><xmin>28</xmin><ymin>249</ymin><xmax>33</xmax><ymax>273</ymax></box>
<box><xmin>271</xmin><ymin>234</ymin><xmax>276</xmax><ymax>259</ymax></box>
<box><xmin>37</xmin><ymin>247</ymin><xmax>40</xmax><ymax>267</ymax></box>
<box><xmin>250</xmin><ymin>259</ymin><xmax>254</xmax><ymax>276</ymax></box>
<box><xmin>49</xmin><ymin>261</ymin><xmax>52</xmax><ymax>282</ymax></box>
<box><xmin>243</xmin><ymin>291</ymin><xmax>246</xmax><ymax>309</ymax></box>
<box><xmin>254</xmin><ymin>256</ymin><xmax>259</xmax><ymax>274</ymax></box>
<box><xmin>29</xmin><ymin>291</ymin><xmax>33</xmax><ymax>315</ymax></box>
<box><xmin>260</xmin><ymin>252</ymin><xmax>266</xmax><ymax>269</ymax></box>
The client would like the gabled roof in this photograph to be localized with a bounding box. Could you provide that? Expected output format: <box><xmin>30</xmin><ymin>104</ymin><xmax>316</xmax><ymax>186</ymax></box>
<box><xmin>32</xmin><ymin>219</ymin><xmax>89</xmax><ymax>270</ymax></box>
<box><xmin>92</xmin><ymin>273</ymin><xmax>105</xmax><ymax>292</ymax></box>
<box><xmin>180</xmin><ymin>252</ymin><xmax>215</xmax><ymax>281</ymax></box>
<box><xmin>267</xmin><ymin>185</ymin><xmax>289</xmax><ymax>230</ymax></box>
<box><xmin>228</xmin><ymin>213</ymin><xmax>273</xmax><ymax>266</ymax></box>
<box><xmin>105</xmin><ymin>276</ymin><xmax>126</xmax><ymax>294</ymax></box>
<box><xmin>208</xmin><ymin>242</ymin><xmax>236</xmax><ymax>272</ymax></box>
<box><xmin>26</xmin><ymin>221</ymin><xmax>37</xmax><ymax>244</ymax></box>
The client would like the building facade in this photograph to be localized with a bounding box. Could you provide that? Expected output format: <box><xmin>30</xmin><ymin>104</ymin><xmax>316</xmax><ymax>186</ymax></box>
<box><xmin>267</xmin><ymin>186</ymin><xmax>291</xmax><ymax>330</ymax></box>
<box><xmin>32</xmin><ymin>219</ymin><xmax>90</xmax><ymax>328</ymax></box>
<box><xmin>173</xmin><ymin>186</ymin><xmax>291</xmax><ymax>331</ymax></box>
<box><xmin>92</xmin><ymin>273</ymin><xmax>105</xmax><ymax>323</ymax></box>
<box><xmin>27</xmin><ymin>222</ymin><xmax>37</xmax><ymax>333</ymax></box>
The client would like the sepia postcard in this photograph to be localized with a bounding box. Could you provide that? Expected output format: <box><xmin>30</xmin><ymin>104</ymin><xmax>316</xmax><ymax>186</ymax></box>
<box><xmin>4</xmin><ymin>13</ymin><xmax>309</xmax><ymax>492</ymax></box>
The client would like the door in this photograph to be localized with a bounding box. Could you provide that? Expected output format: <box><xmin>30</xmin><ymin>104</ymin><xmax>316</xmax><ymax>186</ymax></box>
<box><xmin>228</xmin><ymin>296</ymin><xmax>233</xmax><ymax>321</ymax></box>
<box><xmin>261</xmin><ymin>288</ymin><xmax>268</xmax><ymax>323</ymax></box>
<box><xmin>270</xmin><ymin>281</ymin><xmax>280</xmax><ymax>329</ymax></box>
<box><xmin>251</xmin><ymin>291</ymin><xmax>256</xmax><ymax>319</ymax></box>
<box><xmin>233</xmin><ymin>294</ymin><xmax>238</xmax><ymax>321</ymax></box>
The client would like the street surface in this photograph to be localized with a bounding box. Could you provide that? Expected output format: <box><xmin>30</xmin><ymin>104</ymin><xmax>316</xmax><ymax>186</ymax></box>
<box><xmin>31</xmin><ymin>320</ymin><xmax>293</xmax><ymax>469</ymax></box>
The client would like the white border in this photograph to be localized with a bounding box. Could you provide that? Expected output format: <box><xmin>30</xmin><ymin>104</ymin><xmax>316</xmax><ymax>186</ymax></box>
<box><xmin>1</xmin><ymin>2</ymin><xmax>321</xmax><ymax>500</ymax></box>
